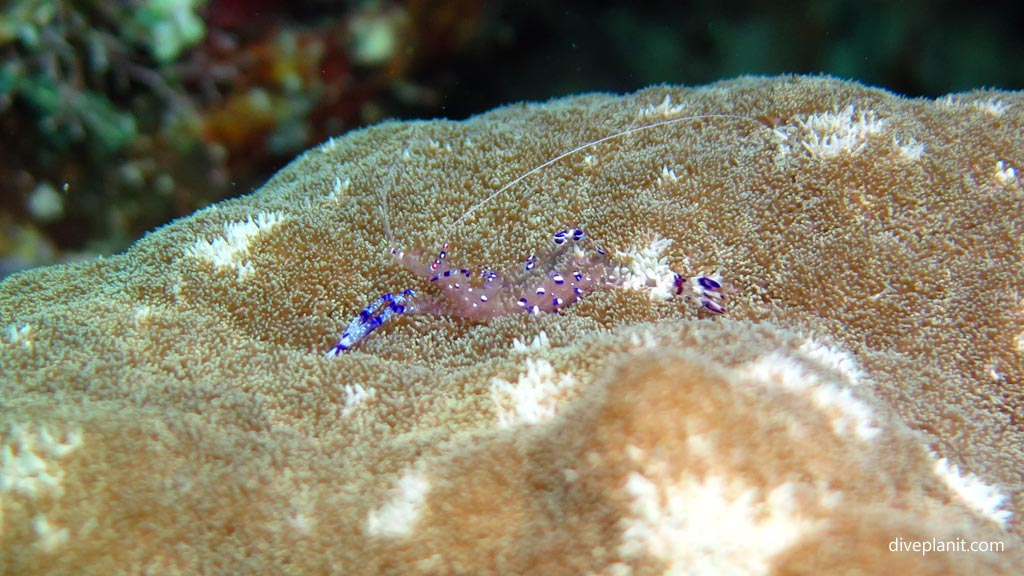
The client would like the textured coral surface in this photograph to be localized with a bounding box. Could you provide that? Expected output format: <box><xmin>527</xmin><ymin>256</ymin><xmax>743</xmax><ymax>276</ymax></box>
<box><xmin>1</xmin><ymin>76</ymin><xmax>1023</xmax><ymax>574</ymax></box>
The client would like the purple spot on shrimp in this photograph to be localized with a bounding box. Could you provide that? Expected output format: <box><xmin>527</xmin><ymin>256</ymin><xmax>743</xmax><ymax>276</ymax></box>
<box><xmin>536</xmin><ymin>287</ymin><xmax>546</xmax><ymax>295</ymax></box>
<box><xmin>702</xmin><ymin>299</ymin><xmax>726</xmax><ymax>314</ymax></box>
<box><xmin>552</xmin><ymin>273</ymin><xmax>564</xmax><ymax>284</ymax></box>
<box><xmin>673</xmin><ymin>273</ymin><xmax>686</xmax><ymax>295</ymax></box>
<box><xmin>697</xmin><ymin>276</ymin><xmax>722</xmax><ymax>291</ymax></box>
<box><xmin>572</xmin><ymin>229</ymin><xmax>585</xmax><ymax>242</ymax></box>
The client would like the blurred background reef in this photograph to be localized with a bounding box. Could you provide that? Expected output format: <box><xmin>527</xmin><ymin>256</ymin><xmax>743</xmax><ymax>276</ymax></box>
<box><xmin>1</xmin><ymin>0</ymin><xmax>1022</xmax><ymax>277</ymax></box>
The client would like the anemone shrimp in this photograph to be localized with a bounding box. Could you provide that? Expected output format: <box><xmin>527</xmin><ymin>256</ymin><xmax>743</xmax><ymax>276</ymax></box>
<box><xmin>326</xmin><ymin>112</ymin><xmax>760</xmax><ymax>356</ymax></box>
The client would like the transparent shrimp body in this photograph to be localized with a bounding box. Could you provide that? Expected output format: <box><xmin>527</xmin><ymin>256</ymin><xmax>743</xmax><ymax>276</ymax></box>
<box><xmin>394</xmin><ymin>228</ymin><xmax>617</xmax><ymax>319</ymax></box>
<box><xmin>326</xmin><ymin>227</ymin><xmax>725</xmax><ymax>355</ymax></box>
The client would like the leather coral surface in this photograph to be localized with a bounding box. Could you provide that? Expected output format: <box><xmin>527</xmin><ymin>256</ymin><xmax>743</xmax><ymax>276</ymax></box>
<box><xmin>1</xmin><ymin>76</ymin><xmax>1022</xmax><ymax>574</ymax></box>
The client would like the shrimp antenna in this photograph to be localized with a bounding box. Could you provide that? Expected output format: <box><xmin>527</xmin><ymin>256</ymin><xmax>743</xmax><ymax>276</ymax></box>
<box><xmin>378</xmin><ymin>162</ymin><xmax>398</xmax><ymax>248</ymax></box>
<box><xmin>379</xmin><ymin>201</ymin><xmax>393</xmax><ymax>246</ymax></box>
<box><xmin>450</xmin><ymin>113</ymin><xmax>763</xmax><ymax>231</ymax></box>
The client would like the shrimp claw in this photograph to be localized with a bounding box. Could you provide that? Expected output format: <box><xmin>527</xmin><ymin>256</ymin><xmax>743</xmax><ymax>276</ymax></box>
<box><xmin>326</xmin><ymin>289</ymin><xmax>415</xmax><ymax>357</ymax></box>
